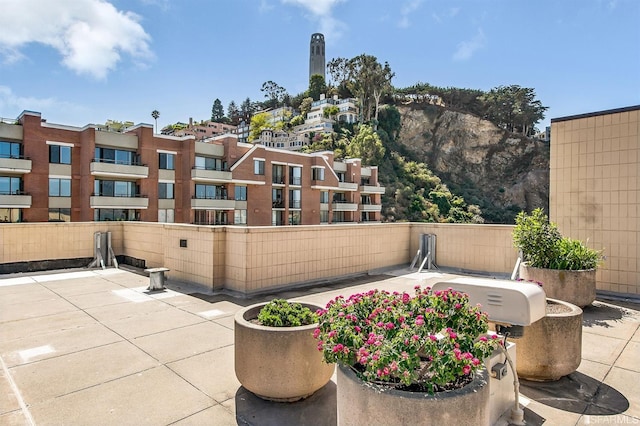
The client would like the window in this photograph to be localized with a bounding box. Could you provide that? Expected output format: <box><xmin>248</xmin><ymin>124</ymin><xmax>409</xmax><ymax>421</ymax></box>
<box><xmin>95</xmin><ymin>147</ymin><xmax>137</xmax><ymax>165</ymax></box>
<box><xmin>235</xmin><ymin>185</ymin><xmax>247</xmax><ymax>201</ymax></box>
<box><xmin>158</xmin><ymin>209</ymin><xmax>174</xmax><ymax>223</ymax></box>
<box><xmin>272</xmin><ymin>188</ymin><xmax>284</xmax><ymax>208</ymax></box>
<box><xmin>272</xmin><ymin>164</ymin><xmax>285</xmax><ymax>184</ymax></box>
<box><xmin>194</xmin><ymin>210</ymin><xmax>227</xmax><ymax>225</ymax></box>
<box><xmin>289</xmin><ymin>166</ymin><xmax>301</xmax><ymax>185</ymax></box>
<box><xmin>288</xmin><ymin>211</ymin><xmax>301</xmax><ymax>225</ymax></box>
<box><xmin>320</xmin><ymin>191</ymin><xmax>329</xmax><ymax>204</ymax></box>
<box><xmin>94</xmin><ymin>180</ymin><xmax>137</xmax><ymax>197</ymax></box>
<box><xmin>234</xmin><ymin>209</ymin><xmax>247</xmax><ymax>225</ymax></box>
<box><xmin>289</xmin><ymin>189</ymin><xmax>301</xmax><ymax>209</ymax></box>
<box><xmin>195</xmin><ymin>156</ymin><xmax>226</xmax><ymax>171</ymax></box>
<box><xmin>0</xmin><ymin>208</ymin><xmax>22</xmax><ymax>223</ymax></box>
<box><xmin>312</xmin><ymin>167</ymin><xmax>325</xmax><ymax>181</ymax></box>
<box><xmin>94</xmin><ymin>209</ymin><xmax>139</xmax><ymax>221</ymax></box>
<box><xmin>159</xmin><ymin>153</ymin><xmax>175</xmax><ymax>170</ymax></box>
<box><xmin>195</xmin><ymin>184</ymin><xmax>226</xmax><ymax>199</ymax></box>
<box><xmin>0</xmin><ymin>176</ymin><xmax>22</xmax><ymax>195</ymax></box>
<box><xmin>49</xmin><ymin>145</ymin><xmax>71</xmax><ymax>164</ymax></box>
<box><xmin>320</xmin><ymin>210</ymin><xmax>329</xmax><ymax>223</ymax></box>
<box><xmin>49</xmin><ymin>208</ymin><xmax>70</xmax><ymax>222</ymax></box>
<box><xmin>49</xmin><ymin>178</ymin><xmax>71</xmax><ymax>197</ymax></box>
<box><xmin>272</xmin><ymin>210</ymin><xmax>285</xmax><ymax>226</ymax></box>
<box><xmin>158</xmin><ymin>182</ymin><xmax>174</xmax><ymax>199</ymax></box>
<box><xmin>254</xmin><ymin>159</ymin><xmax>265</xmax><ymax>175</ymax></box>
<box><xmin>0</xmin><ymin>141</ymin><xmax>22</xmax><ymax>159</ymax></box>
<box><xmin>336</xmin><ymin>172</ymin><xmax>346</xmax><ymax>182</ymax></box>
<box><xmin>361</xmin><ymin>195</ymin><xmax>372</xmax><ymax>205</ymax></box>
<box><xmin>333</xmin><ymin>211</ymin><xmax>345</xmax><ymax>223</ymax></box>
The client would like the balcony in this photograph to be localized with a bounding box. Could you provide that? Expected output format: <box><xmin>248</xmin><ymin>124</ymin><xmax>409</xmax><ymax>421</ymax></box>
<box><xmin>332</xmin><ymin>200</ymin><xmax>358</xmax><ymax>212</ymax></box>
<box><xmin>191</xmin><ymin>197</ymin><xmax>235</xmax><ymax>210</ymax></box>
<box><xmin>0</xmin><ymin>192</ymin><xmax>31</xmax><ymax>208</ymax></box>
<box><xmin>90</xmin><ymin>194</ymin><xmax>149</xmax><ymax>209</ymax></box>
<box><xmin>0</xmin><ymin>157</ymin><xmax>32</xmax><ymax>174</ymax></box>
<box><xmin>360</xmin><ymin>203</ymin><xmax>382</xmax><ymax>212</ymax></box>
<box><xmin>338</xmin><ymin>182</ymin><xmax>358</xmax><ymax>191</ymax></box>
<box><xmin>191</xmin><ymin>167</ymin><xmax>232</xmax><ymax>183</ymax></box>
<box><xmin>359</xmin><ymin>185</ymin><xmax>385</xmax><ymax>195</ymax></box>
<box><xmin>90</xmin><ymin>160</ymin><xmax>148</xmax><ymax>179</ymax></box>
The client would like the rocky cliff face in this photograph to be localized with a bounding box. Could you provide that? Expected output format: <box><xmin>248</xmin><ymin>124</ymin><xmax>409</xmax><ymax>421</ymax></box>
<box><xmin>396</xmin><ymin>105</ymin><xmax>549</xmax><ymax>223</ymax></box>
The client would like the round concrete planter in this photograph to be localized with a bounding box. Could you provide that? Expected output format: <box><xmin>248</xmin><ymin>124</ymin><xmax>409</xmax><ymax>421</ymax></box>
<box><xmin>336</xmin><ymin>363</ymin><xmax>490</xmax><ymax>426</ymax></box>
<box><xmin>519</xmin><ymin>263</ymin><xmax>596</xmax><ymax>308</ymax></box>
<box><xmin>510</xmin><ymin>298</ymin><xmax>583</xmax><ymax>381</ymax></box>
<box><xmin>234</xmin><ymin>302</ymin><xmax>334</xmax><ymax>402</ymax></box>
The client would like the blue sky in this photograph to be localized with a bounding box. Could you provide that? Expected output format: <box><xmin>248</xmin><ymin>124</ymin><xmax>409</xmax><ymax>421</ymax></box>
<box><xmin>1</xmin><ymin>0</ymin><xmax>639</xmax><ymax>131</ymax></box>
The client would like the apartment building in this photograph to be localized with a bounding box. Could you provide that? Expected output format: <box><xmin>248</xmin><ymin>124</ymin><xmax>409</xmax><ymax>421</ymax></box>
<box><xmin>161</xmin><ymin>118</ymin><xmax>236</xmax><ymax>140</ymax></box>
<box><xmin>0</xmin><ymin>111</ymin><xmax>384</xmax><ymax>225</ymax></box>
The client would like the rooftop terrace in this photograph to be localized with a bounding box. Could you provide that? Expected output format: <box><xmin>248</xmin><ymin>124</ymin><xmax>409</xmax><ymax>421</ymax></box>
<box><xmin>1</xmin><ymin>267</ymin><xmax>638</xmax><ymax>425</ymax></box>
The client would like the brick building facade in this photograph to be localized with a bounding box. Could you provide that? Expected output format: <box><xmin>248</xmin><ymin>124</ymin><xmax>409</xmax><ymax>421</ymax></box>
<box><xmin>0</xmin><ymin>111</ymin><xmax>384</xmax><ymax>225</ymax></box>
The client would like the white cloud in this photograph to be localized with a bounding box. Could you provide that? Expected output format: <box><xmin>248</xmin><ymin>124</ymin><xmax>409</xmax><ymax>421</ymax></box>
<box><xmin>0</xmin><ymin>0</ymin><xmax>153</xmax><ymax>80</ymax></box>
<box><xmin>281</xmin><ymin>0</ymin><xmax>346</xmax><ymax>41</ymax></box>
<box><xmin>398</xmin><ymin>0</ymin><xmax>423</xmax><ymax>29</ymax></box>
<box><xmin>453</xmin><ymin>28</ymin><xmax>486</xmax><ymax>61</ymax></box>
<box><xmin>0</xmin><ymin>86</ymin><xmax>83</xmax><ymax>118</ymax></box>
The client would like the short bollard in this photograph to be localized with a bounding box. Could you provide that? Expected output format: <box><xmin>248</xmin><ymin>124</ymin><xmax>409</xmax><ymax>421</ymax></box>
<box><xmin>145</xmin><ymin>267</ymin><xmax>170</xmax><ymax>291</ymax></box>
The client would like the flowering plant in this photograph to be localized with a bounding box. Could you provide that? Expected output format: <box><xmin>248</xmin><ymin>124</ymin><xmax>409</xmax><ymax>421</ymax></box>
<box><xmin>314</xmin><ymin>286</ymin><xmax>500</xmax><ymax>394</ymax></box>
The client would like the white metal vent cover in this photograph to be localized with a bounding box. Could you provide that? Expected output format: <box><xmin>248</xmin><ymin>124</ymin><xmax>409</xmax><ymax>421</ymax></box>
<box><xmin>430</xmin><ymin>277</ymin><xmax>546</xmax><ymax>326</ymax></box>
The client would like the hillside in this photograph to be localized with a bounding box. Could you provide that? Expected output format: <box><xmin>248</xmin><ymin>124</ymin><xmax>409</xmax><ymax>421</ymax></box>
<box><xmin>378</xmin><ymin>104</ymin><xmax>549</xmax><ymax>224</ymax></box>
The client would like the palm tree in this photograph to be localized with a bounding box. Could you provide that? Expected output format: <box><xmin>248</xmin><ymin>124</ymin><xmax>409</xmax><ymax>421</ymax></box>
<box><xmin>151</xmin><ymin>110</ymin><xmax>160</xmax><ymax>133</ymax></box>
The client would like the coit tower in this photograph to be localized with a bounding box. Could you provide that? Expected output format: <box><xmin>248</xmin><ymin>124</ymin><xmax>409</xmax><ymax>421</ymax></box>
<box><xmin>309</xmin><ymin>33</ymin><xmax>325</xmax><ymax>81</ymax></box>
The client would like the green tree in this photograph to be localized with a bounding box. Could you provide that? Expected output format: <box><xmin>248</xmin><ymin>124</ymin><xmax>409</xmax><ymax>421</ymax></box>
<box><xmin>261</xmin><ymin>81</ymin><xmax>287</xmax><ymax>109</ymax></box>
<box><xmin>290</xmin><ymin>114</ymin><xmax>305</xmax><ymax>127</ymax></box>
<box><xmin>346</xmin><ymin>124</ymin><xmax>385</xmax><ymax>166</ymax></box>
<box><xmin>308</xmin><ymin>74</ymin><xmax>327</xmax><ymax>100</ymax></box>
<box><xmin>323</xmin><ymin>105</ymin><xmax>339</xmax><ymax>120</ymax></box>
<box><xmin>345</xmin><ymin>54</ymin><xmax>395</xmax><ymax>124</ymax></box>
<box><xmin>248</xmin><ymin>112</ymin><xmax>284</xmax><ymax>141</ymax></box>
<box><xmin>211</xmin><ymin>99</ymin><xmax>224</xmax><ymax>122</ymax></box>
<box><xmin>299</xmin><ymin>97</ymin><xmax>314</xmax><ymax>118</ymax></box>
<box><xmin>227</xmin><ymin>100</ymin><xmax>241</xmax><ymax>125</ymax></box>
<box><xmin>479</xmin><ymin>85</ymin><xmax>548</xmax><ymax>135</ymax></box>
<box><xmin>151</xmin><ymin>110</ymin><xmax>159</xmax><ymax>133</ymax></box>
<box><xmin>241</xmin><ymin>97</ymin><xmax>254</xmax><ymax>121</ymax></box>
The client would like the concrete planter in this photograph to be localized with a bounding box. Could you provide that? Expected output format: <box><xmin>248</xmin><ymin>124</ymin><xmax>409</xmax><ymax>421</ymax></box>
<box><xmin>336</xmin><ymin>363</ymin><xmax>490</xmax><ymax>426</ymax></box>
<box><xmin>519</xmin><ymin>263</ymin><xmax>596</xmax><ymax>308</ymax></box>
<box><xmin>234</xmin><ymin>302</ymin><xmax>334</xmax><ymax>402</ymax></box>
<box><xmin>510</xmin><ymin>298</ymin><xmax>582</xmax><ymax>381</ymax></box>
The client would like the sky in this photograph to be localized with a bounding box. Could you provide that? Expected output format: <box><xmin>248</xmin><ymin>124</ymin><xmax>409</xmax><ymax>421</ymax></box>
<box><xmin>1</xmin><ymin>0</ymin><xmax>639</xmax><ymax>132</ymax></box>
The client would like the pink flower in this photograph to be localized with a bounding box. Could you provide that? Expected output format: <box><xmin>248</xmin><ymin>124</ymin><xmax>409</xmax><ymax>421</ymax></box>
<box><xmin>313</xmin><ymin>328</ymin><xmax>320</xmax><ymax>339</ymax></box>
<box><xmin>429</xmin><ymin>334</ymin><xmax>437</xmax><ymax>341</ymax></box>
<box><xmin>332</xmin><ymin>343</ymin><xmax>344</xmax><ymax>353</ymax></box>
<box><xmin>463</xmin><ymin>365</ymin><xmax>471</xmax><ymax>375</ymax></box>
<box><xmin>385</xmin><ymin>322</ymin><xmax>395</xmax><ymax>330</ymax></box>
<box><xmin>449</xmin><ymin>331</ymin><xmax>457</xmax><ymax>339</ymax></box>
<box><xmin>472</xmin><ymin>358</ymin><xmax>481</xmax><ymax>366</ymax></box>
<box><xmin>479</xmin><ymin>336</ymin><xmax>488</xmax><ymax>342</ymax></box>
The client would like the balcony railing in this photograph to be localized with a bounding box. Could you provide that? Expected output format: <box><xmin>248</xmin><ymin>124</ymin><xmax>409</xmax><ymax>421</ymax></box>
<box><xmin>289</xmin><ymin>177</ymin><xmax>301</xmax><ymax>186</ymax></box>
<box><xmin>90</xmin><ymin>194</ymin><xmax>149</xmax><ymax>209</ymax></box>
<box><xmin>92</xmin><ymin>158</ymin><xmax>145</xmax><ymax>166</ymax></box>
<box><xmin>0</xmin><ymin>157</ymin><xmax>32</xmax><ymax>174</ymax></box>
<box><xmin>90</xmin><ymin>159</ymin><xmax>148</xmax><ymax>179</ymax></box>
<box><xmin>191</xmin><ymin>167</ymin><xmax>232</xmax><ymax>182</ymax></box>
<box><xmin>0</xmin><ymin>192</ymin><xmax>31</xmax><ymax>208</ymax></box>
<box><xmin>272</xmin><ymin>176</ymin><xmax>285</xmax><ymax>185</ymax></box>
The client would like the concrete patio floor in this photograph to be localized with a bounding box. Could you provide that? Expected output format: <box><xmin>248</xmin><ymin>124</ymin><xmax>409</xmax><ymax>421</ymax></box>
<box><xmin>1</xmin><ymin>267</ymin><xmax>639</xmax><ymax>426</ymax></box>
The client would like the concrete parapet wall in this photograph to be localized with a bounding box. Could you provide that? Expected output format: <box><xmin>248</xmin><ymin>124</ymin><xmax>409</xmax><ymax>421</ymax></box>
<box><xmin>409</xmin><ymin>223</ymin><xmax>517</xmax><ymax>276</ymax></box>
<box><xmin>1</xmin><ymin>222</ymin><xmax>517</xmax><ymax>295</ymax></box>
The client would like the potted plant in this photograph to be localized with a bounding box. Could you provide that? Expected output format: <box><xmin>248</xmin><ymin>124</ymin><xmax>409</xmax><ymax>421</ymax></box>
<box><xmin>513</xmin><ymin>208</ymin><xmax>602</xmax><ymax>307</ymax></box>
<box><xmin>314</xmin><ymin>286</ymin><xmax>500</xmax><ymax>425</ymax></box>
<box><xmin>234</xmin><ymin>299</ymin><xmax>334</xmax><ymax>402</ymax></box>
